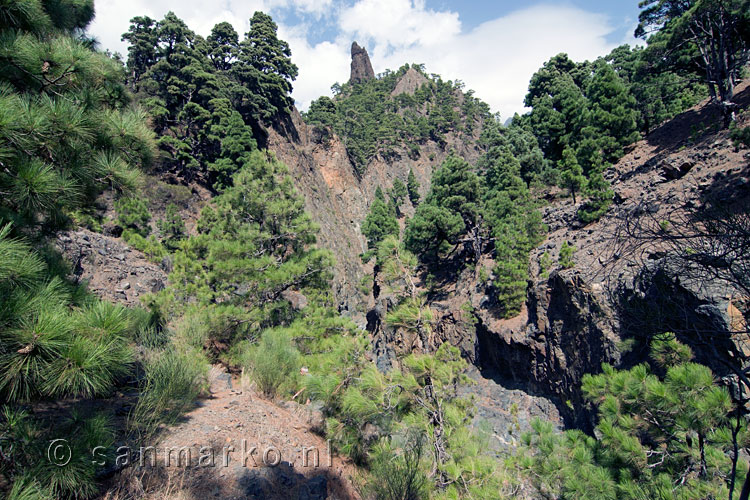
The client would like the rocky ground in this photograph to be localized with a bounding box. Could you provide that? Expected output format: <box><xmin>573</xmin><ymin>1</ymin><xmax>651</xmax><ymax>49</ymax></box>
<box><xmin>101</xmin><ymin>369</ymin><xmax>360</xmax><ymax>500</ymax></box>
<box><xmin>55</xmin><ymin>229</ymin><xmax>168</xmax><ymax>307</ymax></box>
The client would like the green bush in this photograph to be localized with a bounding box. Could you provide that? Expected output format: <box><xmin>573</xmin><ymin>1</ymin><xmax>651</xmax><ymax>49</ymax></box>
<box><xmin>730</xmin><ymin>121</ymin><xmax>750</xmax><ymax>149</ymax></box>
<box><xmin>245</xmin><ymin>328</ymin><xmax>301</xmax><ymax>398</ymax></box>
<box><xmin>559</xmin><ymin>241</ymin><xmax>576</xmax><ymax>269</ymax></box>
<box><xmin>115</xmin><ymin>197</ymin><xmax>152</xmax><ymax>237</ymax></box>
<box><xmin>363</xmin><ymin>433</ymin><xmax>430</xmax><ymax>500</ymax></box>
<box><xmin>129</xmin><ymin>347</ymin><xmax>209</xmax><ymax>440</ymax></box>
<box><xmin>1</xmin><ymin>407</ymin><xmax>116</xmax><ymax>499</ymax></box>
<box><xmin>122</xmin><ymin>230</ymin><xmax>167</xmax><ymax>262</ymax></box>
<box><xmin>577</xmin><ymin>168</ymin><xmax>613</xmax><ymax>223</ymax></box>
<box><xmin>157</xmin><ymin>203</ymin><xmax>186</xmax><ymax>250</ymax></box>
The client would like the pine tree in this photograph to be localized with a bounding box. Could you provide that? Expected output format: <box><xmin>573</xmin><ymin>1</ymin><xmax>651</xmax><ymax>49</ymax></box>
<box><xmin>157</xmin><ymin>203</ymin><xmax>186</xmax><ymax>249</ymax></box>
<box><xmin>232</xmin><ymin>12</ymin><xmax>298</xmax><ymax>121</ymax></box>
<box><xmin>578</xmin><ymin>167</ymin><xmax>614</xmax><ymax>223</ymax></box>
<box><xmin>206</xmin><ymin>22</ymin><xmax>239</xmax><ymax>71</ymax></box>
<box><xmin>362</xmin><ymin>192</ymin><xmax>399</xmax><ymax>249</ymax></box>
<box><xmin>407</xmin><ymin>168</ymin><xmax>421</xmax><ymax>205</ymax></box>
<box><xmin>558</xmin><ymin>148</ymin><xmax>586</xmax><ymax>204</ymax></box>
<box><xmin>586</xmin><ymin>62</ymin><xmax>640</xmax><ymax>162</ymax></box>
<box><xmin>389</xmin><ymin>178</ymin><xmax>408</xmax><ymax>216</ymax></box>
<box><xmin>121</xmin><ymin>16</ymin><xmax>159</xmax><ymax>90</ymax></box>
<box><xmin>164</xmin><ymin>152</ymin><xmax>333</xmax><ymax>348</ymax></box>
<box><xmin>0</xmin><ymin>6</ymin><xmax>154</xmax><ymax>230</ymax></box>
<box><xmin>526</xmin><ymin>55</ymin><xmax>590</xmax><ymax>165</ymax></box>
<box><xmin>404</xmin><ymin>156</ymin><xmax>481</xmax><ymax>260</ymax></box>
<box><xmin>522</xmin><ymin>335</ymin><xmax>743</xmax><ymax>499</ymax></box>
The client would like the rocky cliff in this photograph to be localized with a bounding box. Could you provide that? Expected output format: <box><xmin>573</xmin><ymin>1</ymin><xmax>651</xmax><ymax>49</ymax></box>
<box><xmin>349</xmin><ymin>42</ymin><xmax>375</xmax><ymax>83</ymax></box>
<box><xmin>267</xmin><ymin>70</ymin><xmax>750</xmax><ymax>431</ymax></box>
<box><xmin>267</xmin><ymin>69</ymin><xmax>484</xmax><ymax>322</ymax></box>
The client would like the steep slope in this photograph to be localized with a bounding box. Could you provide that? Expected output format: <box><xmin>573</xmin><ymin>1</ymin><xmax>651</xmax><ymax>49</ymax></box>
<box><xmin>266</xmin><ymin>53</ymin><xmax>486</xmax><ymax>321</ymax></box>
<box><xmin>274</xmin><ymin>68</ymin><xmax>750</xmax><ymax>432</ymax></box>
<box><xmin>452</xmin><ymin>80</ymin><xmax>750</xmax><ymax>427</ymax></box>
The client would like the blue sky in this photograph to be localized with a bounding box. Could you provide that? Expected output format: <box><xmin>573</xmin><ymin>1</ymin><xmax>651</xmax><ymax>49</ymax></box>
<box><xmin>89</xmin><ymin>0</ymin><xmax>643</xmax><ymax>118</ymax></box>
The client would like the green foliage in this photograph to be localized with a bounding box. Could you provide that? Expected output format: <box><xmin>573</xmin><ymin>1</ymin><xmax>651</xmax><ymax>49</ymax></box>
<box><xmin>232</xmin><ymin>11</ymin><xmax>299</xmax><ymax>120</ymax></box>
<box><xmin>0</xmin><ymin>5</ymin><xmax>160</xmax><ymax>496</ymax></box>
<box><xmin>121</xmin><ymin>230</ymin><xmax>167</xmax><ymax>263</ymax></box>
<box><xmin>479</xmin><ymin>121</ymin><xmax>546</xmax><ymax>317</ymax></box>
<box><xmin>1</xmin><ymin>406</ymin><xmax>119</xmax><ymax>499</ymax></box>
<box><xmin>539</xmin><ymin>251</ymin><xmax>553</xmax><ymax>279</ymax></box>
<box><xmin>404</xmin><ymin>156</ymin><xmax>480</xmax><ymax>259</ymax></box>
<box><xmin>730</xmin><ymin>121</ymin><xmax>750</xmax><ymax>149</ymax></box>
<box><xmin>386</xmin><ymin>297</ymin><xmax>433</xmax><ymax>335</ymax></box>
<box><xmin>578</xmin><ymin>167</ymin><xmax>614</xmax><ymax>223</ymax></box>
<box><xmin>559</xmin><ymin>241</ymin><xmax>576</xmax><ymax>269</ymax></box>
<box><xmin>0</xmin><ymin>221</ymin><xmax>157</xmax><ymax>496</ymax></box>
<box><xmin>157</xmin><ymin>203</ymin><xmax>186</xmax><ymax>249</ymax></box>
<box><xmin>121</xmin><ymin>10</ymin><xmax>297</xmax><ymax>187</ymax></box>
<box><xmin>606</xmin><ymin>44</ymin><xmax>706</xmax><ymax>135</ymax></box>
<box><xmin>0</xmin><ymin>11</ymin><xmax>154</xmax><ymax>230</ymax></box>
<box><xmin>151</xmin><ymin>151</ymin><xmax>334</xmax><ymax>357</ymax></box>
<box><xmin>304</xmin><ymin>64</ymin><xmax>490</xmax><ymax>175</ymax></box>
<box><xmin>0</xmin><ymin>225</ymin><xmax>142</xmax><ymax>403</ymax></box>
<box><xmin>243</xmin><ymin>328</ymin><xmax>301</xmax><ymax>397</ymax></box>
<box><xmin>407</xmin><ymin>168</ymin><xmax>421</xmax><ymax>205</ymax></box>
<box><xmin>558</xmin><ymin>148</ymin><xmax>586</xmax><ymax>204</ymax></box>
<box><xmin>390</xmin><ymin>178</ymin><xmax>408</xmax><ymax>214</ymax></box>
<box><xmin>129</xmin><ymin>345</ymin><xmax>209</xmax><ymax>440</ymax></box>
<box><xmin>635</xmin><ymin>0</ymin><xmax>750</xmax><ymax>105</ymax></box>
<box><xmin>481</xmin><ymin>114</ymin><xmax>548</xmax><ymax>184</ymax></box>
<box><xmin>115</xmin><ymin>196</ymin><xmax>151</xmax><ymax>237</ymax></box>
<box><xmin>363</xmin><ymin>432</ymin><xmax>430</xmax><ymax>500</ymax></box>
<box><xmin>363</xmin><ymin>192</ymin><xmax>399</xmax><ymax>249</ymax></box>
<box><xmin>519</xmin><ymin>337</ymin><xmax>744</xmax><ymax>499</ymax></box>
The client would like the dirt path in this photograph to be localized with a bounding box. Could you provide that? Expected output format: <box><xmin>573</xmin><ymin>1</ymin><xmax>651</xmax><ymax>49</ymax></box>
<box><xmin>103</xmin><ymin>368</ymin><xmax>360</xmax><ymax>500</ymax></box>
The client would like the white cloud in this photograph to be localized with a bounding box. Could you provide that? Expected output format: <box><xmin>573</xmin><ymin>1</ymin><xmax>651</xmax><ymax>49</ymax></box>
<box><xmin>282</xmin><ymin>34</ymin><xmax>351</xmax><ymax>110</ymax></box>
<box><xmin>89</xmin><ymin>0</ymin><xmax>269</xmax><ymax>55</ymax></box>
<box><xmin>339</xmin><ymin>0</ymin><xmax>460</xmax><ymax>53</ymax></box>
<box><xmin>275</xmin><ymin>0</ymin><xmax>335</xmax><ymax>17</ymax></box>
<box><xmin>339</xmin><ymin>3</ymin><xmax>628</xmax><ymax>118</ymax></box>
<box><xmin>88</xmin><ymin>1</ymin><xmax>635</xmax><ymax>117</ymax></box>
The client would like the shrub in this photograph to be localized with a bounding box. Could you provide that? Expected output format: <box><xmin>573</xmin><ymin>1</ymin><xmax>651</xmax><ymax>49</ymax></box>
<box><xmin>121</xmin><ymin>230</ymin><xmax>167</xmax><ymax>262</ymax></box>
<box><xmin>115</xmin><ymin>197</ymin><xmax>152</xmax><ymax>237</ymax></box>
<box><xmin>129</xmin><ymin>347</ymin><xmax>209</xmax><ymax>440</ymax></box>
<box><xmin>729</xmin><ymin>121</ymin><xmax>750</xmax><ymax>149</ymax></box>
<box><xmin>157</xmin><ymin>203</ymin><xmax>186</xmax><ymax>250</ymax></box>
<box><xmin>245</xmin><ymin>328</ymin><xmax>301</xmax><ymax>398</ymax></box>
<box><xmin>559</xmin><ymin>242</ymin><xmax>576</xmax><ymax>269</ymax></box>
<box><xmin>363</xmin><ymin>433</ymin><xmax>430</xmax><ymax>500</ymax></box>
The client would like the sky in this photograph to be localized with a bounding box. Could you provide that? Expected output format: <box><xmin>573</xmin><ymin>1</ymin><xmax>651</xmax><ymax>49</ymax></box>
<box><xmin>88</xmin><ymin>0</ymin><xmax>643</xmax><ymax>118</ymax></box>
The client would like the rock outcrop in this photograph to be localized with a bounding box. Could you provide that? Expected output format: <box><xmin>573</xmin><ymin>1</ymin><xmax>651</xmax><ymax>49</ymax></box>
<box><xmin>266</xmin><ymin>80</ymin><xmax>484</xmax><ymax>325</ymax></box>
<box><xmin>349</xmin><ymin>42</ymin><xmax>374</xmax><ymax>84</ymax></box>
<box><xmin>448</xmin><ymin>81</ymin><xmax>750</xmax><ymax>427</ymax></box>
<box><xmin>55</xmin><ymin>229</ymin><xmax>167</xmax><ymax>307</ymax></box>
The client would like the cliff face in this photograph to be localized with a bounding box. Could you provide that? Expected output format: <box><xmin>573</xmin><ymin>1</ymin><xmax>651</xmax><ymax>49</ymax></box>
<box><xmin>268</xmin><ymin>73</ymin><xmax>750</xmax><ymax>430</ymax></box>
<box><xmin>266</xmin><ymin>85</ymin><xmax>484</xmax><ymax>323</ymax></box>
<box><xmin>442</xmin><ymin>81</ymin><xmax>750</xmax><ymax>426</ymax></box>
<box><xmin>349</xmin><ymin>42</ymin><xmax>375</xmax><ymax>83</ymax></box>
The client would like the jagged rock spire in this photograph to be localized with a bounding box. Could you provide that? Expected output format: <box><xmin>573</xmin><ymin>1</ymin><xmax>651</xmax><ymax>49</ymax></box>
<box><xmin>349</xmin><ymin>41</ymin><xmax>374</xmax><ymax>84</ymax></box>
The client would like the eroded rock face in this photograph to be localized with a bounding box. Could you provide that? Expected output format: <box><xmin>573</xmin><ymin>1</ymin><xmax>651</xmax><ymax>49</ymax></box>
<box><xmin>349</xmin><ymin>42</ymin><xmax>374</xmax><ymax>83</ymax></box>
<box><xmin>454</xmin><ymin>86</ymin><xmax>750</xmax><ymax>428</ymax></box>
<box><xmin>55</xmin><ymin>229</ymin><xmax>168</xmax><ymax>307</ymax></box>
<box><xmin>266</xmin><ymin>88</ymin><xmax>484</xmax><ymax>326</ymax></box>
